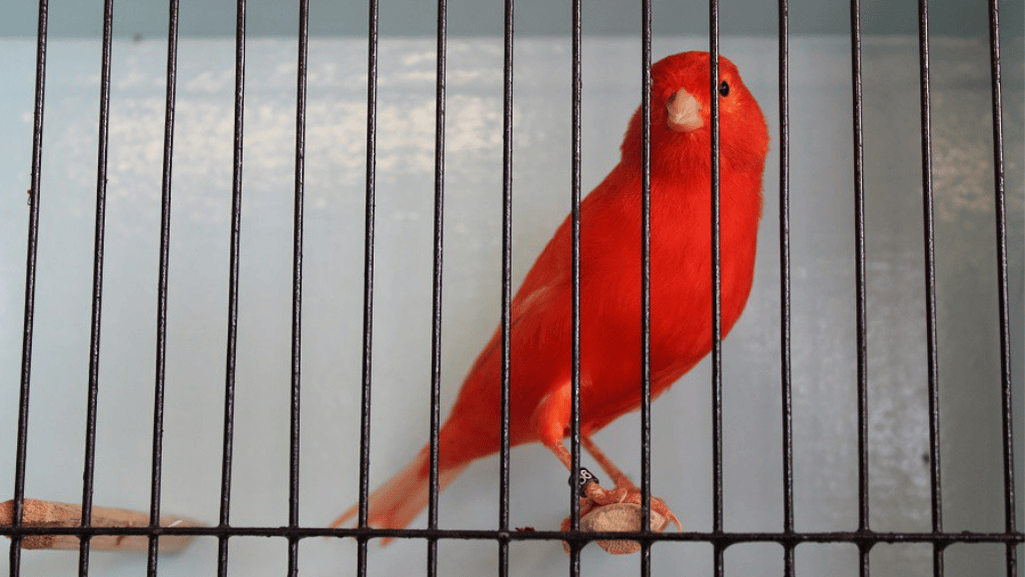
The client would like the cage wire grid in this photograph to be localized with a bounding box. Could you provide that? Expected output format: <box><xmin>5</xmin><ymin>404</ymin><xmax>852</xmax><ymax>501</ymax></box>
<box><xmin>2</xmin><ymin>0</ymin><xmax>1022</xmax><ymax>575</ymax></box>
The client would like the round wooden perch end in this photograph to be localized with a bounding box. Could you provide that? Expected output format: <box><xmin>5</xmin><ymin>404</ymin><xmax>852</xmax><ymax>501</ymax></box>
<box><xmin>566</xmin><ymin>502</ymin><xmax>669</xmax><ymax>555</ymax></box>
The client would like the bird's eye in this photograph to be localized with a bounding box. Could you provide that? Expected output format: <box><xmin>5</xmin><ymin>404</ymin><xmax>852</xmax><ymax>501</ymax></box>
<box><xmin>718</xmin><ymin>80</ymin><xmax>730</xmax><ymax>97</ymax></box>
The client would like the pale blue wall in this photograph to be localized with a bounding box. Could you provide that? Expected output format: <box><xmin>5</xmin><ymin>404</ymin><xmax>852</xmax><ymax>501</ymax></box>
<box><xmin>1</xmin><ymin>0</ymin><xmax>1022</xmax><ymax>38</ymax></box>
<box><xmin>1</xmin><ymin>35</ymin><xmax>1021</xmax><ymax>577</ymax></box>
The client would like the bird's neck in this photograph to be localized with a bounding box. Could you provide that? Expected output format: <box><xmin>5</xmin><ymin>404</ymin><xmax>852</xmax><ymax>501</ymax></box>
<box><xmin>604</xmin><ymin>153</ymin><xmax>763</xmax><ymax>227</ymax></box>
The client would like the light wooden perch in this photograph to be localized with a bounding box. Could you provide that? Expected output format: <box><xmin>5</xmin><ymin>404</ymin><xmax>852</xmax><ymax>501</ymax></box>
<box><xmin>562</xmin><ymin>502</ymin><xmax>670</xmax><ymax>555</ymax></box>
<box><xmin>0</xmin><ymin>498</ymin><xmax>202</xmax><ymax>552</ymax></box>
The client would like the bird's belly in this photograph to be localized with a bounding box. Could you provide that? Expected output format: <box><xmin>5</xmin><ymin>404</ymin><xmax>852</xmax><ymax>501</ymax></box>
<box><xmin>576</xmin><ymin>230</ymin><xmax>757</xmax><ymax>434</ymax></box>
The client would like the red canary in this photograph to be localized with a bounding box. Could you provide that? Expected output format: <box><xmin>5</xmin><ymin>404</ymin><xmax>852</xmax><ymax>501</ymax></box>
<box><xmin>331</xmin><ymin>51</ymin><xmax>769</xmax><ymax>538</ymax></box>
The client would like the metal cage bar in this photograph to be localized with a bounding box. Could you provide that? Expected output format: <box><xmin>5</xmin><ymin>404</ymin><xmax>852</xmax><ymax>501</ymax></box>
<box><xmin>639</xmin><ymin>0</ymin><xmax>653</xmax><ymax>573</ymax></box>
<box><xmin>287</xmin><ymin>2</ymin><xmax>311</xmax><ymax>575</ymax></box>
<box><xmin>915</xmin><ymin>1</ymin><xmax>944</xmax><ymax>575</ymax></box>
<box><xmin>356</xmin><ymin>0</ymin><xmax>380</xmax><ymax>573</ymax></box>
<box><xmin>147</xmin><ymin>1</ymin><xmax>181</xmax><ymax>573</ymax></box>
<box><xmin>777</xmin><ymin>0</ymin><xmax>795</xmax><ymax>574</ymax></box>
<box><xmin>77</xmin><ymin>0</ymin><xmax>114</xmax><ymax>573</ymax></box>
<box><xmin>7</xmin><ymin>524</ymin><xmax>1022</xmax><ymax>543</ymax></box>
<box><xmin>499</xmin><ymin>0</ymin><xmax>515</xmax><ymax>575</ymax></box>
<box><xmin>356</xmin><ymin>1</ymin><xmax>381</xmax><ymax>577</ymax></box>
<box><xmin>9</xmin><ymin>0</ymin><xmax>49</xmax><ymax>575</ymax></box>
<box><xmin>986</xmin><ymin>1</ymin><xmax>1018</xmax><ymax>576</ymax></box>
<box><xmin>708</xmin><ymin>0</ymin><xmax>724</xmax><ymax>574</ymax></box>
<box><xmin>427</xmin><ymin>0</ymin><xmax>448</xmax><ymax>574</ymax></box>
<box><xmin>848</xmin><ymin>0</ymin><xmax>871</xmax><ymax>573</ymax></box>
<box><xmin>569</xmin><ymin>0</ymin><xmax>583</xmax><ymax>574</ymax></box>
<box><xmin>216</xmin><ymin>0</ymin><xmax>247</xmax><ymax>575</ymax></box>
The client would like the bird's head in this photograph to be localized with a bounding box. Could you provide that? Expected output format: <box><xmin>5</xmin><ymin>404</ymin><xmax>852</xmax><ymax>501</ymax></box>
<box><xmin>621</xmin><ymin>51</ymin><xmax>769</xmax><ymax>179</ymax></box>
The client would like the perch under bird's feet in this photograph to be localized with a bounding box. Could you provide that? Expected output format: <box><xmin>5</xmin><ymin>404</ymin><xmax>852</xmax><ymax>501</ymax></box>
<box><xmin>561</xmin><ymin>478</ymin><xmax>682</xmax><ymax>555</ymax></box>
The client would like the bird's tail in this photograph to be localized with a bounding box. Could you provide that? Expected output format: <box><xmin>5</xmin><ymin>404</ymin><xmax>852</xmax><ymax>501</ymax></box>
<box><xmin>329</xmin><ymin>446</ymin><xmax>469</xmax><ymax>535</ymax></box>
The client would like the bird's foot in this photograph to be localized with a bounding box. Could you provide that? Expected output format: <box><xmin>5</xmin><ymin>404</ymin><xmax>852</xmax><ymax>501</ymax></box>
<box><xmin>560</xmin><ymin>477</ymin><xmax>681</xmax><ymax>555</ymax></box>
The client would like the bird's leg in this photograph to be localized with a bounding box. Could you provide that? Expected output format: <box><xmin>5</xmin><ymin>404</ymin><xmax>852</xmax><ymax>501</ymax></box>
<box><xmin>535</xmin><ymin>385</ymin><xmax>606</xmax><ymax>520</ymax></box>
<box><xmin>543</xmin><ymin>438</ymin><xmax>614</xmax><ymax>527</ymax></box>
<box><xmin>545</xmin><ymin>439</ymin><xmax>604</xmax><ymax>533</ymax></box>
<box><xmin>546</xmin><ymin>436</ymin><xmax>681</xmax><ymax>535</ymax></box>
<box><xmin>534</xmin><ymin>384</ymin><xmax>679</xmax><ymax>537</ymax></box>
<box><xmin>581</xmin><ymin>435</ymin><xmax>636</xmax><ymax>492</ymax></box>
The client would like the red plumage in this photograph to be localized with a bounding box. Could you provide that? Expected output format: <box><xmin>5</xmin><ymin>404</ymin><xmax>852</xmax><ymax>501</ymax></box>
<box><xmin>331</xmin><ymin>51</ymin><xmax>769</xmax><ymax>537</ymax></box>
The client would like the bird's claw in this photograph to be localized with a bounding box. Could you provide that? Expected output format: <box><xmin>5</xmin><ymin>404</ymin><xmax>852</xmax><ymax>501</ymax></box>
<box><xmin>560</xmin><ymin>484</ymin><xmax>683</xmax><ymax>554</ymax></box>
<box><xmin>579</xmin><ymin>483</ymin><xmax>681</xmax><ymax>530</ymax></box>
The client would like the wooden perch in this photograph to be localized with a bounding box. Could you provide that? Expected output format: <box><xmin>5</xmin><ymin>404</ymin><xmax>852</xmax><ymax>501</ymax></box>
<box><xmin>563</xmin><ymin>502</ymin><xmax>669</xmax><ymax>555</ymax></box>
<box><xmin>0</xmin><ymin>498</ymin><xmax>202</xmax><ymax>552</ymax></box>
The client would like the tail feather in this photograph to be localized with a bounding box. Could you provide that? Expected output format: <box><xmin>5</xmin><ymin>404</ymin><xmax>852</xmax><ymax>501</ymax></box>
<box><xmin>330</xmin><ymin>447</ymin><xmax>469</xmax><ymax>535</ymax></box>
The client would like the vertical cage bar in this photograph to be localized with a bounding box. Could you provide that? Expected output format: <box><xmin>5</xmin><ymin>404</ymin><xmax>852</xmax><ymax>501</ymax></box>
<box><xmin>639</xmin><ymin>0</ymin><xmax>653</xmax><ymax>574</ymax></box>
<box><xmin>499</xmin><ymin>0</ymin><xmax>515</xmax><ymax>574</ymax></box>
<box><xmin>78</xmin><ymin>0</ymin><xmax>115</xmax><ymax>573</ymax></box>
<box><xmin>569</xmin><ymin>0</ymin><xmax>583</xmax><ymax>571</ymax></box>
<box><xmin>357</xmin><ymin>0</ymin><xmax>380</xmax><ymax>574</ymax></box>
<box><xmin>985</xmin><ymin>1</ymin><xmax>1018</xmax><ymax>575</ymax></box>
<box><xmin>427</xmin><ymin>0</ymin><xmax>447</xmax><ymax>574</ymax></box>
<box><xmin>10</xmin><ymin>0</ymin><xmax>49</xmax><ymax>574</ymax></box>
<box><xmin>849</xmin><ymin>0</ymin><xmax>870</xmax><ymax>573</ymax></box>
<box><xmin>915</xmin><ymin>1</ymin><xmax>943</xmax><ymax>575</ymax></box>
<box><xmin>709</xmin><ymin>0</ymin><xmax>724</xmax><ymax>574</ymax></box>
<box><xmin>147</xmin><ymin>0</ymin><xmax>181</xmax><ymax>573</ymax></box>
<box><xmin>287</xmin><ymin>0</ymin><xmax>311</xmax><ymax>574</ymax></box>
<box><xmin>777</xmin><ymin>0</ymin><xmax>795</xmax><ymax>574</ymax></box>
<box><xmin>217</xmin><ymin>0</ymin><xmax>247</xmax><ymax>574</ymax></box>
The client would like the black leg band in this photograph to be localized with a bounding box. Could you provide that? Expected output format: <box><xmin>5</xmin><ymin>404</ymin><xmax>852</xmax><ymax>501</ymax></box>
<box><xmin>570</xmin><ymin>466</ymin><xmax>600</xmax><ymax>497</ymax></box>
